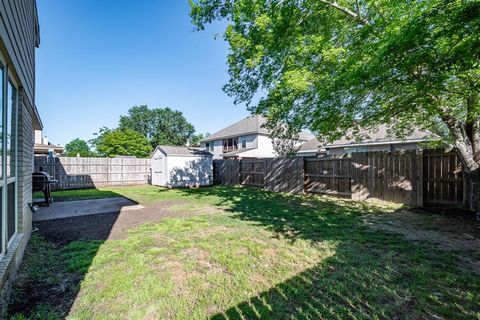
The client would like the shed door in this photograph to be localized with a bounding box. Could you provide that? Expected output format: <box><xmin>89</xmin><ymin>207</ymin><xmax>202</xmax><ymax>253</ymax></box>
<box><xmin>153</xmin><ymin>156</ymin><xmax>166</xmax><ymax>186</ymax></box>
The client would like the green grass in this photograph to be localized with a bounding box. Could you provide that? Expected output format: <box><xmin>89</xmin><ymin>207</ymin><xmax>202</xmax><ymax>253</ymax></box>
<box><xmin>12</xmin><ymin>186</ymin><xmax>480</xmax><ymax>319</ymax></box>
<box><xmin>34</xmin><ymin>185</ymin><xmax>170</xmax><ymax>203</ymax></box>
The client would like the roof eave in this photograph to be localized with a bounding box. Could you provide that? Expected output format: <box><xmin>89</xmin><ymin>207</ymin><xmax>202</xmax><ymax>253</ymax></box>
<box><xmin>297</xmin><ymin>149</ymin><xmax>319</xmax><ymax>153</ymax></box>
<box><xmin>200</xmin><ymin>131</ymin><xmax>268</xmax><ymax>143</ymax></box>
<box><xmin>166</xmin><ymin>153</ymin><xmax>212</xmax><ymax>157</ymax></box>
<box><xmin>326</xmin><ymin>138</ymin><xmax>430</xmax><ymax>148</ymax></box>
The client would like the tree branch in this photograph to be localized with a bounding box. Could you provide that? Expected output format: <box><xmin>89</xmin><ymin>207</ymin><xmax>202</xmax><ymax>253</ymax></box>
<box><xmin>318</xmin><ymin>0</ymin><xmax>370</xmax><ymax>25</ymax></box>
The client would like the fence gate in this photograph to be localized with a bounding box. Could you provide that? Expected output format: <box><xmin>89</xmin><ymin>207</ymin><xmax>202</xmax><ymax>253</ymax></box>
<box><xmin>423</xmin><ymin>150</ymin><xmax>463</xmax><ymax>206</ymax></box>
<box><xmin>213</xmin><ymin>160</ymin><xmax>223</xmax><ymax>185</ymax></box>
<box><xmin>240</xmin><ymin>159</ymin><xmax>266</xmax><ymax>187</ymax></box>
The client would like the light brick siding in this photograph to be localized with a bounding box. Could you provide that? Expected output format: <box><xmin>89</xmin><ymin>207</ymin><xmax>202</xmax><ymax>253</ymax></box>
<box><xmin>0</xmin><ymin>93</ymin><xmax>34</xmax><ymax>316</ymax></box>
<box><xmin>17</xmin><ymin>92</ymin><xmax>34</xmax><ymax>235</ymax></box>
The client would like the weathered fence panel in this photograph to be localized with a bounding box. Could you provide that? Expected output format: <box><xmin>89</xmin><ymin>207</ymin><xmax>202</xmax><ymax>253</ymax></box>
<box><xmin>220</xmin><ymin>159</ymin><xmax>240</xmax><ymax>186</ymax></box>
<box><xmin>423</xmin><ymin>150</ymin><xmax>463</xmax><ymax>206</ymax></box>
<box><xmin>213</xmin><ymin>160</ymin><xmax>223</xmax><ymax>184</ymax></box>
<box><xmin>211</xmin><ymin>149</ymin><xmax>466</xmax><ymax>209</ymax></box>
<box><xmin>265</xmin><ymin>158</ymin><xmax>304</xmax><ymax>194</ymax></box>
<box><xmin>240</xmin><ymin>159</ymin><xmax>266</xmax><ymax>187</ymax></box>
<box><xmin>304</xmin><ymin>157</ymin><xmax>352</xmax><ymax>196</ymax></box>
<box><xmin>351</xmin><ymin>151</ymin><xmax>419</xmax><ymax>205</ymax></box>
<box><xmin>34</xmin><ymin>156</ymin><xmax>151</xmax><ymax>190</ymax></box>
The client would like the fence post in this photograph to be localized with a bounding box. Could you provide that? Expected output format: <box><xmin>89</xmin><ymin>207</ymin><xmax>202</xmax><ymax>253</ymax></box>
<box><xmin>106</xmin><ymin>157</ymin><xmax>110</xmax><ymax>187</ymax></box>
<box><xmin>238</xmin><ymin>159</ymin><xmax>241</xmax><ymax>186</ymax></box>
<box><xmin>416</xmin><ymin>150</ymin><xmax>424</xmax><ymax>207</ymax></box>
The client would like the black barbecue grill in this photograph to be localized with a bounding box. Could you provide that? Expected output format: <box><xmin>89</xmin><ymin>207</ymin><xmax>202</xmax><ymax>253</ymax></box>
<box><xmin>32</xmin><ymin>168</ymin><xmax>57</xmax><ymax>206</ymax></box>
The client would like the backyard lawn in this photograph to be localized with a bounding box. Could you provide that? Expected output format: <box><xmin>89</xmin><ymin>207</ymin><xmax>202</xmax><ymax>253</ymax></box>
<box><xmin>10</xmin><ymin>186</ymin><xmax>480</xmax><ymax>319</ymax></box>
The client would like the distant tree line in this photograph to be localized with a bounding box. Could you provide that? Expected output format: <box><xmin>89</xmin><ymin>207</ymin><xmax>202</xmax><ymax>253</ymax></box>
<box><xmin>64</xmin><ymin>105</ymin><xmax>208</xmax><ymax>158</ymax></box>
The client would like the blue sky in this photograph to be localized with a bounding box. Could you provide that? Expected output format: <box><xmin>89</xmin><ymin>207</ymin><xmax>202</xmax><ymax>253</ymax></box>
<box><xmin>36</xmin><ymin>0</ymin><xmax>250</xmax><ymax>146</ymax></box>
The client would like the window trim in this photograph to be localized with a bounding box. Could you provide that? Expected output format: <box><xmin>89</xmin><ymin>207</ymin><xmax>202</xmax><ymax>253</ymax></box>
<box><xmin>0</xmin><ymin>60</ymin><xmax>5</xmax><ymax>257</ymax></box>
<box><xmin>0</xmin><ymin>62</ymin><xmax>19</xmax><ymax>255</ymax></box>
<box><xmin>6</xmin><ymin>76</ymin><xmax>18</xmax><ymax>247</ymax></box>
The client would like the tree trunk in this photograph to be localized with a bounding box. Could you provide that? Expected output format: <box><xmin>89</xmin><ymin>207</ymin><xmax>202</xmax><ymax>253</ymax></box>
<box><xmin>441</xmin><ymin>114</ymin><xmax>480</xmax><ymax>211</ymax></box>
<box><xmin>464</xmin><ymin>169</ymin><xmax>480</xmax><ymax>212</ymax></box>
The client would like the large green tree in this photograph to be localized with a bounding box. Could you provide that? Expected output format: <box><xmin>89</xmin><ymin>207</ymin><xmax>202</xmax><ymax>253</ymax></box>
<box><xmin>190</xmin><ymin>132</ymin><xmax>211</xmax><ymax>147</ymax></box>
<box><xmin>91</xmin><ymin>128</ymin><xmax>152</xmax><ymax>158</ymax></box>
<box><xmin>191</xmin><ymin>0</ymin><xmax>480</xmax><ymax>208</ymax></box>
<box><xmin>64</xmin><ymin>138</ymin><xmax>92</xmax><ymax>157</ymax></box>
<box><xmin>119</xmin><ymin>105</ymin><xmax>195</xmax><ymax>147</ymax></box>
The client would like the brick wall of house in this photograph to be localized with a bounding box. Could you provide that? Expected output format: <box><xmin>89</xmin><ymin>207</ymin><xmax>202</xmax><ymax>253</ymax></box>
<box><xmin>0</xmin><ymin>94</ymin><xmax>34</xmax><ymax>316</ymax></box>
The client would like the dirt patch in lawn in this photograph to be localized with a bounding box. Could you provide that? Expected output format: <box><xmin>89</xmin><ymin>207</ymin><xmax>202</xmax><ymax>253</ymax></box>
<box><xmin>10</xmin><ymin>200</ymin><xmax>216</xmax><ymax>318</ymax></box>
<box><xmin>364</xmin><ymin>209</ymin><xmax>480</xmax><ymax>274</ymax></box>
<box><xmin>34</xmin><ymin>200</ymin><xmax>209</xmax><ymax>244</ymax></box>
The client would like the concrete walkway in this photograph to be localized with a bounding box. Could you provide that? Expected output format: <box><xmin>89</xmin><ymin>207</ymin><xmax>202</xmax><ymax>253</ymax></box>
<box><xmin>33</xmin><ymin>197</ymin><xmax>144</xmax><ymax>222</ymax></box>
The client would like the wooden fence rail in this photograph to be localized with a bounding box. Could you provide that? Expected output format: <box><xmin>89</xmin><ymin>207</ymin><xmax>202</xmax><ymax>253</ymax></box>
<box><xmin>34</xmin><ymin>156</ymin><xmax>151</xmax><ymax>190</ymax></box>
<box><xmin>213</xmin><ymin>150</ymin><xmax>465</xmax><ymax>208</ymax></box>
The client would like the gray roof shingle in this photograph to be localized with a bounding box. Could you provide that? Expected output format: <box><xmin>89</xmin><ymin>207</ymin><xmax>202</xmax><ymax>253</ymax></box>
<box><xmin>298</xmin><ymin>138</ymin><xmax>321</xmax><ymax>152</ymax></box>
<box><xmin>201</xmin><ymin>115</ymin><xmax>313</xmax><ymax>142</ymax></box>
<box><xmin>326</xmin><ymin>124</ymin><xmax>431</xmax><ymax>148</ymax></box>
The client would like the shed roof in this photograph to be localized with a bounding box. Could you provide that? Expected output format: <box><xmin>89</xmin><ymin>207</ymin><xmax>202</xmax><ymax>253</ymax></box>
<box><xmin>155</xmin><ymin>146</ymin><xmax>212</xmax><ymax>157</ymax></box>
<box><xmin>201</xmin><ymin>115</ymin><xmax>313</xmax><ymax>143</ymax></box>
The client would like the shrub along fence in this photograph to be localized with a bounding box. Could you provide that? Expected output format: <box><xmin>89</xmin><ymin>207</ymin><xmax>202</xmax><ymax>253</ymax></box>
<box><xmin>213</xmin><ymin>149</ymin><xmax>467</xmax><ymax>208</ymax></box>
<box><xmin>34</xmin><ymin>156</ymin><xmax>151</xmax><ymax>190</ymax></box>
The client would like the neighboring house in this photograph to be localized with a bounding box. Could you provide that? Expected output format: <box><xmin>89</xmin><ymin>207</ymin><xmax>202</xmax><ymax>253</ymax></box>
<box><xmin>200</xmin><ymin>115</ymin><xmax>313</xmax><ymax>159</ymax></box>
<box><xmin>34</xmin><ymin>130</ymin><xmax>64</xmax><ymax>156</ymax></box>
<box><xmin>326</xmin><ymin>124</ymin><xmax>431</xmax><ymax>155</ymax></box>
<box><xmin>296</xmin><ymin>137</ymin><xmax>326</xmax><ymax>157</ymax></box>
<box><xmin>0</xmin><ymin>0</ymin><xmax>42</xmax><ymax>314</ymax></box>
<box><xmin>151</xmin><ymin>146</ymin><xmax>213</xmax><ymax>187</ymax></box>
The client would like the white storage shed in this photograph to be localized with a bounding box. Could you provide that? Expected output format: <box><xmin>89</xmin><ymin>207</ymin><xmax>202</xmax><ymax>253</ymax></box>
<box><xmin>151</xmin><ymin>146</ymin><xmax>213</xmax><ymax>187</ymax></box>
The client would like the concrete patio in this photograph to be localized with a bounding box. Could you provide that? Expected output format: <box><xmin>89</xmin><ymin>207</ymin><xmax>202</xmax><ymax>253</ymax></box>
<box><xmin>32</xmin><ymin>197</ymin><xmax>144</xmax><ymax>222</ymax></box>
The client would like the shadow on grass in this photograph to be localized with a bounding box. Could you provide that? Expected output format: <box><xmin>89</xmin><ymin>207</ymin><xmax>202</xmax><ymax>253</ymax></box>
<box><xmin>8</xmin><ymin>188</ymin><xmax>135</xmax><ymax>319</ymax></box>
<box><xmin>8</xmin><ymin>186</ymin><xmax>480</xmax><ymax>319</ymax></box>
<box><xmin>172</xmin><ymin>186</ymin><xmax>480</xmax><ymax>319</ymax></box>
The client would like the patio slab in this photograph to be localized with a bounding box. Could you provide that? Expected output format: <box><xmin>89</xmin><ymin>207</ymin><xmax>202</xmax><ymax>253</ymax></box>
<box><xmin>32</xmin><ymin>197</ymin><xmax>144</xmax><ymax>222</ymax></box>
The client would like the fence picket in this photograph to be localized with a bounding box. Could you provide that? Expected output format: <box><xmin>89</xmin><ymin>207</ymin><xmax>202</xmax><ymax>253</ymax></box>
<box><xmin>34</xmin><ymin>156</ymin><xmax>151</xmax><ymax>190</ymax></box>
<box><xmin>212</xmin><ymin>150</ymin><xmax>464</xmax><ymax>208</ymax></box>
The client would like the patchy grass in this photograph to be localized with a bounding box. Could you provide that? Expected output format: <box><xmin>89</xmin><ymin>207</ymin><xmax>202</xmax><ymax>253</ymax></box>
<box><xmin>10</xmin><ymin>186</ymin><xmax>480</xmax><ymax>319</ymax></box>
<box><xmin>7</xmin><ymin>235</ymin><xmax>87</xmax><ymax>319</ymax></box>
<box><xmin>35</xmin><ymin>185</ymin><xmax>169</xmax><ymax>203</ymax></box>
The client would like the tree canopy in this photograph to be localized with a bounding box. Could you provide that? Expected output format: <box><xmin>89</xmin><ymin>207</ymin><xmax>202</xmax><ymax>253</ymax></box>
<box><xmin>190</xmin><ymin>0</ymin><xmax>480</xmax><ymax>173</ymax></box>
<box><xmin>119</xmin><ymin>105</ymin><xmax>195</xmax><ymax>147</ymax></box>
<box><xmin>64</xmin><ymin>138</ymin><xmax>92</xmax><ymax>157</ymax></box>
<box><xmin>91</xmin><ymin>128</ymin><xmax>152</xmax><ymax>158</ymax></box>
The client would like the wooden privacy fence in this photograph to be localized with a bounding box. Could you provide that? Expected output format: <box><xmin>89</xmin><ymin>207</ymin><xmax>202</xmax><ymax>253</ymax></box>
<box><xmin>423</xmin><ymin>150</ymin><xmax>464</xmax><ymax>206</ymax></box>
<box><xmin>213</xmin><ymin>150</ymin><xmax>466</xmax><ymax>207</ymax></box>
<box><xmin>351</xmin><ymin>151</ymin><xmax>421</xmax><ymax>205</ymax></box>
<box><xmin>304</xmin><ymin>157</ymin><xmax>352</xmax><ymax>196</ymax></box>
<box><xmin>240</xmin><ymin>159</ymin><xmax>265</xmax><ymax>187</ymax></box>
<box><xmin>34</xmin><ymin>156</ymin><xmax>151</xmax><ymax>190</ymax></box>
<box><xmin>214</xmin><ymin>158</ymin><xmax>304</xmax><ymax>194</ymax></box>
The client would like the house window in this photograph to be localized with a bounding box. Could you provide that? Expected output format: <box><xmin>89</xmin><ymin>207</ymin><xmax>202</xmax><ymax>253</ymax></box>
<box><xmin>205</xmin><ymin>142</ymin><xmax>214</xmax><ymax>152</ymax></box>
<box><xmin>0</xmin><ymin>62</ymin><xmax>19</xmax><ymax>256</ymax></box>
<box><xmin>223</xmin><ymin>138</ymin><xmax>238</xmax><ymax>153</ymax></box>
<box><xmin>241</xmin><ymin>139</ymin><xmax>246</xmax><ymax>149</ymax></box>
